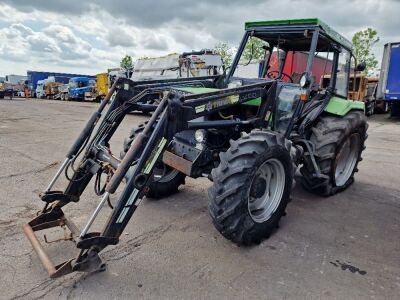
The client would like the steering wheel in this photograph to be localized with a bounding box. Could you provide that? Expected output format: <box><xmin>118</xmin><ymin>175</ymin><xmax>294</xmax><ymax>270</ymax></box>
<box><xmin>267</xmin><ymin>71</ymin><xmax>293</xmax><ymax>83</ymax></box>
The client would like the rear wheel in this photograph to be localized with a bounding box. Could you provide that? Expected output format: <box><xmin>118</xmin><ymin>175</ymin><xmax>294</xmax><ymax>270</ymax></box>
<box><xmin>301</xmin><ymin>111</ymin><xmax>367</xmax><ymax>196</ymax></box>
<box><xmin>365</xmin><ymin>100</ymin><xmax>375</xmax><ymax>116</ymax></box>
<box><xmin>208</xmin><ymin>130</ymin><xmax>293</xmax><ymax>245</ymax></box>
<box><xmin>120</xmin><ymin>122</ymin><xmax>186</xmax><ymax>199</ymax></box>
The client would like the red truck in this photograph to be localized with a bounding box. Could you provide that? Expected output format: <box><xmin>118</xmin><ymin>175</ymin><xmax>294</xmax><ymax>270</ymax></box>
<box><xmin>266</xmin><ymin>51</ymin><xmax>333</xmax><ymax>82</ymax></box>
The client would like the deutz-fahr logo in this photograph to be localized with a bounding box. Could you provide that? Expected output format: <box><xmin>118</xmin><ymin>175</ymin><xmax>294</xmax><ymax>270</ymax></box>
<box><xmin>206</xmin><ymin>95</ymin><xmax>240</xmax><ymax>111</ymax></box>
<box><xmin>195</xmin><ymin>94</ymin><xmax>240</xmax><ymax>113</ymax></box>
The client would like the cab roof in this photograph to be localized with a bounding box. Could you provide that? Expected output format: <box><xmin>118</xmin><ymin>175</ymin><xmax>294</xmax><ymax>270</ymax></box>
<box><xmin>245</xmin><ymin>18</ymin><xmax>352</xmax><ymax>50</ymax></box>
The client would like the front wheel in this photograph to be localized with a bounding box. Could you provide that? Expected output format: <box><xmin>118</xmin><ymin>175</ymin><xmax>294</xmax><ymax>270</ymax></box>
<box><xmin>208</xmin><ymin>131</ymin><xmax>293</xmax><ymax>245</ymax></box>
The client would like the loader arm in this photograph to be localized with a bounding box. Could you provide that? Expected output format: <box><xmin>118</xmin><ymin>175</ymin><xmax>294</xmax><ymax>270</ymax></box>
<box><xmin>23</xmin><ymin>77</ymin><xmax>276</xmax><ymax>277</ymax></box>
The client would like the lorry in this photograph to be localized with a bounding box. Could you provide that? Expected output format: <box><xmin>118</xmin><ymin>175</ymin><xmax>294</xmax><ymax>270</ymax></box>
<box><xmin>0</xmin><ymin>82</ymin><xmax>5</xmax><ymax>99</ymax></box>
<box><xmin>234</xmin><ymin>51</ymin><xmax>333</xmax><ymax>82</ymax></box>
<box><xmin>376</xmin><ymin>42</ymin><xmax>400</xmax><ymax>116</ymax></box>
<box><xmin>36</xmin><ymin>77</ymin><xmax>59</xmax><ymax>99</ymax></box>
<box><xmin>24</xmin><ymin>18</ymin><xmax>368</xmax><ymax>279</ymax></box>
<box><xmin>27</xmin><ymin>71</ymin><xmax>94</xmax><ymax>98</ymax></box>
<box><xmin>35</xmin><ymin>80</ymin><xmax>47</xmax><ymax>98</ymax></box>
<box><xmin>131</xmin><ymin>50</ymin><xmax>223</xmax><ymax>81</ymax></box>
<box><xmin>66</xmin><ymin>77</ymin><xmax>95</xmax><ymax>101</ymax></box>
<box><xmin>84</xmin><ymin>73</ymin><xmax>108</xmax><ymax>102</ymax></box>
<box><xmin>45</xmin><ymin>82</ymin><xmax>64</xmax><ymax>99</ymax></box>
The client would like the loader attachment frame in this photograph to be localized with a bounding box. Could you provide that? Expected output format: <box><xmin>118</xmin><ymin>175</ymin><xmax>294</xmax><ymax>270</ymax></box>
<box><xmin>23</xmin><ymin>76</ymin><xmax>276</xmax><ymax>277</ymax></box>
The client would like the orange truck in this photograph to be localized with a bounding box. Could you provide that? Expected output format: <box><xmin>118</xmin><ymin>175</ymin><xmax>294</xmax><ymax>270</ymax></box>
<box><xmin>44</xmin><ymin>82</ymin><xmax>63</xmax><ymax>99</ymax></box>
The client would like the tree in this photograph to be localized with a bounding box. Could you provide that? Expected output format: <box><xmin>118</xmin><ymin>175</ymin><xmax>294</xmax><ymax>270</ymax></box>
<box><xmin>214</xmin><ymin>42</ymin><xmax>235</xmax><ymax>69</ymax></box>
<box><xmin>120</xmin><ymin>55</ymin><xmax>134</xmax><ymax>77</ymax></box>
<box><xmin>352</xmin><ymin>28</ymin><xmax>379</xmax><ymax>74</ymax></box>
<box><xmin>242</xmin><ymin>37</ymin><xmax>266</xmax><ymax>61</ymax></box>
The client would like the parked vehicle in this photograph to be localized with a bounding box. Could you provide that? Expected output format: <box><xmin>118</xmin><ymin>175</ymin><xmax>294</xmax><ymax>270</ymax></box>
<box><xmin>131</xmin><ymin>50</ymin><xmax>223</xmax><ymax>81</ymax></box>
<box><xmin>96</xmin><ymin>73</ymin><xmax>108</xmax><ymax>100</ymax></box>
<box><xmin>35</xmin><ymin>80</ymin><xmax>46</xmax><ymax>98</ymax></box>
<box><xmin>235</xmin><ymin>51</ymin><xmax>333</xmax><ymax>82</ymax></box>
<box><xmin>0</xmin><ymin>82</ymin><xmax>5</xmax><ymax>99</ymax></box>
<box><xmin>376</xmin><ymin>42</ymin><xmax>400</xmax><ymax>116</ymax></box>
<box><xmin>45</xmin><ymin>82</ymin><xmax>64</xmax><ymax>99</ymax></box>
<box><xmin>68</xmin><ymin>77</ymin><xmax>95</xmax><ymax>101</ymax></box>
<box><xmin>24</xmin><ymin>18</ymin><xmax>368</xmax><ymax>278</ymax></box>
<box><xmin>58</xmin><ymin>84</ymin><xmax>69</xmax><ymax>101</ymax></box>
<box><xmin>84</xmin><ymin>73</ymin><xmax>108</xmax><ymax>102</ymax></box>
<box><xmin>27</xmin><ymin>71</ymin><xmax>94</xmax><ymax>98</ymax></box>
<box><xmin>321</xmin><ymin>74</ymin><xmax>379</xmax><ymax>116</ymax></box>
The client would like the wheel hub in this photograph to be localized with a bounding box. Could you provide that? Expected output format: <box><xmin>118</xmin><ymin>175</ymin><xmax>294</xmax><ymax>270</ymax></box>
<box><xmin>248</xmin><ymin>158</ymin><xmax>285</xmax><ymax>223</ymax></box>
<box><xmin>334</xmin><ymin>133</ymin><xmax>360</xmax><ymax>186</ymax></box>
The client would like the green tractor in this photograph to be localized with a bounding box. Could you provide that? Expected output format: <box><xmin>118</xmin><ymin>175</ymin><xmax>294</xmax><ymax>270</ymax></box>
<box><xmin>24</xmin><ymin>18</ymin><xmax>368</xmax><ymax>278</ymax></box>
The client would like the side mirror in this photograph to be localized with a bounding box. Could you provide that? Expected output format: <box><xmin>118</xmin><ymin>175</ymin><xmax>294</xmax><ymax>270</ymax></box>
<box><xmin>356</xmin><ymin>61</ymin><xmax>366</xmax><ymax>72</ymax></box>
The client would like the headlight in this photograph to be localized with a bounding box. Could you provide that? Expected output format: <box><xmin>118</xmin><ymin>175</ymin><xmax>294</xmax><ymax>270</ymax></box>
<box><xmin>195</xmin><ymin>130</ymin><xmax>206</xmax><ymax>143</ymax></box>
<box><xmin>300</xmin><ymin>73</ymin><xmax>310</xmax><ymax>88</ymax></box>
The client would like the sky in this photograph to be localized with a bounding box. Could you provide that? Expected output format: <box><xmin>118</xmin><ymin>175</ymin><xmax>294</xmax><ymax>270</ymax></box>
<box><xmin>0</xmin><ymin>0</ymin><xmax>399</xmax><ymax>77</ymax></box>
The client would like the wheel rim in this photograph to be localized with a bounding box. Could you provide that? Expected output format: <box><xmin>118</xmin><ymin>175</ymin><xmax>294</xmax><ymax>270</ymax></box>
<box><xmin>248</xmin><ymin>158</ymin><xmax>285</xmax><ymax>223</ymax></box>
<box><xmin>334</xmin><ymin>133</ymin><xmax>360</xmax><ymax>186</ymax></box>
<box><xmin>153</xmin><ymin>164</ymin><xmax>179</xmax><ymax>183</ymax></box>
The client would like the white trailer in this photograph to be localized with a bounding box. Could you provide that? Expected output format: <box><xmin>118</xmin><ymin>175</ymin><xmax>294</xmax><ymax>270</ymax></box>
<box><xmin>131</xmin><ymin>50</ymin><xmax>223</xmax><ymax>81</ymax></box>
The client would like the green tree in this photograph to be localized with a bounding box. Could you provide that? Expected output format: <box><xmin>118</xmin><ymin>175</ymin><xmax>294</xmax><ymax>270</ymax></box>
<box><xmin>352</xmin><ymin>28</ymin><xmax>379</xmax><ymax>74</ymax></box>
<box><xmin>120</xmin><ymin>55</ymin><xmax>134</xmax><ymax>77</ymax></box>
<box><xmin>242</xmin><ymin>37</ymin><xmax>267</xmax><ymax>61</ymax></box>
<box><xmin>214</xmin><ymin>42</ymin><xmax>235</xmax><ymax>68</ymax></box>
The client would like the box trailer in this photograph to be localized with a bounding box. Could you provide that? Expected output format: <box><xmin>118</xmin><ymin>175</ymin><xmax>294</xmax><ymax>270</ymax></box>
<box><xmin>377</xmin><ymin>42</ymin><xmax>400</xmax><ymax>115</ymax></box>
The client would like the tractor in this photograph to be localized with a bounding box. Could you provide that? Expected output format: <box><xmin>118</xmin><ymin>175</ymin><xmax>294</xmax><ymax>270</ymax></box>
<box><xmin>24</xmin><ymin>18</ymin><xmax>368</xmax><ymax>278</ymax></box>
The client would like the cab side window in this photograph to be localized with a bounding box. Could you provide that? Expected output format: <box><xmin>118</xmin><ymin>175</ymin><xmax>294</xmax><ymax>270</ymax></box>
<box><xmin>335</xmin><ymin>49</ymin><xmax>351</xmax><ymax>98</ymax></box>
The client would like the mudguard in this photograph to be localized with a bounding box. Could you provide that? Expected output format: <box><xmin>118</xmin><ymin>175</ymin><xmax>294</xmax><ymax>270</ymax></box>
<box><xmin>324</xmin><ymin>96</ymin><xmax>365</xmax><ymax>116</ymax></box>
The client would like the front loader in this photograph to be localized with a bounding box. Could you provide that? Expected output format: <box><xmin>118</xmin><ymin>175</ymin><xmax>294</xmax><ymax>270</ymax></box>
<box><xmin>24</xmin><ymin>18</ymin><xmax>368</xmax><ymax>278</ymax></box>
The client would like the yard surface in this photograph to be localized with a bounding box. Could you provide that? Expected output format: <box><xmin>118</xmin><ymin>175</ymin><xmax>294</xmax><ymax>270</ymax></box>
<box><xmin>0</xmin><ymin>98</ymin><xmax>399</xmax><ymax>299</ymax></box>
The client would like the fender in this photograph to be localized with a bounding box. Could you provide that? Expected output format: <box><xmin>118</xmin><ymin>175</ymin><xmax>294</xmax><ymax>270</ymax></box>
<box><xmin>324</xmin><ymin>96</ymin><xmax>365</xmax><ymax>116</ymax></box>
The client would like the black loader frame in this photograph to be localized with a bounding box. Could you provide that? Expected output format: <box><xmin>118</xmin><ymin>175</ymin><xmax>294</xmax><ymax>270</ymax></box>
<box><xmin>23</xmin><ymin>19</ymin><xmax>367</xmax><ymax>278</ymax></box>
<box><xmin>23</xmin><ymin>75</ymin><xmax>279</xmax><ymax>277</ymax></box>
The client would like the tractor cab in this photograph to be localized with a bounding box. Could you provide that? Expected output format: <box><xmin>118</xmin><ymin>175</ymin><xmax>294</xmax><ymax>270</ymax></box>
<box><xmin>220</xmin><ymin>18</ymin><xmax>360</xmax><ymax>135</ymax></box>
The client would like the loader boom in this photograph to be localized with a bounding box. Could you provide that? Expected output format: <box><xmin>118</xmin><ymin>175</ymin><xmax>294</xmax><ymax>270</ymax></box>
<box><xmin>23</xmin><ymin>75</ymin><xmax>275</xmax><ymax>276</ymax></box>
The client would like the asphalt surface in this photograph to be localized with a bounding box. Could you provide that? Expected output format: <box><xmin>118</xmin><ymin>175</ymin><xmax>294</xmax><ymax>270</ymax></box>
<box><xmin>0</xmin><ymin>98</ymin><xmax>399</xmax><ymax>299</ymax></box>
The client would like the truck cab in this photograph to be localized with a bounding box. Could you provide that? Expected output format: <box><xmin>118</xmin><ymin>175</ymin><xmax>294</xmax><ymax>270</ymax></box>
<box><xmin>36</xmin><ymin>80</ymin><xmax>45</xmax><ymax>98</ymax></box>
<box><xmin>68</xmin><ymin>77</ymin><xmax>93</xmax><ymax>101</ymax></box>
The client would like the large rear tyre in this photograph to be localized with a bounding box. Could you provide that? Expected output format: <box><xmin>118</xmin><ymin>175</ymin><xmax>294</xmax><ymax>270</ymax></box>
<box><xmin>301</xmin><ymin>111</ymin><xmax>367</xmax><ymax>196</ymax></box>
<box><xmin>208</xmin><ymin>130</ymin><xmax>293</xmax><ymax>246</ymax></box>
<box><xmin>120</xmin><ymin>122</ymin><xmax>186</xmax><ymax>199</ymax></box>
